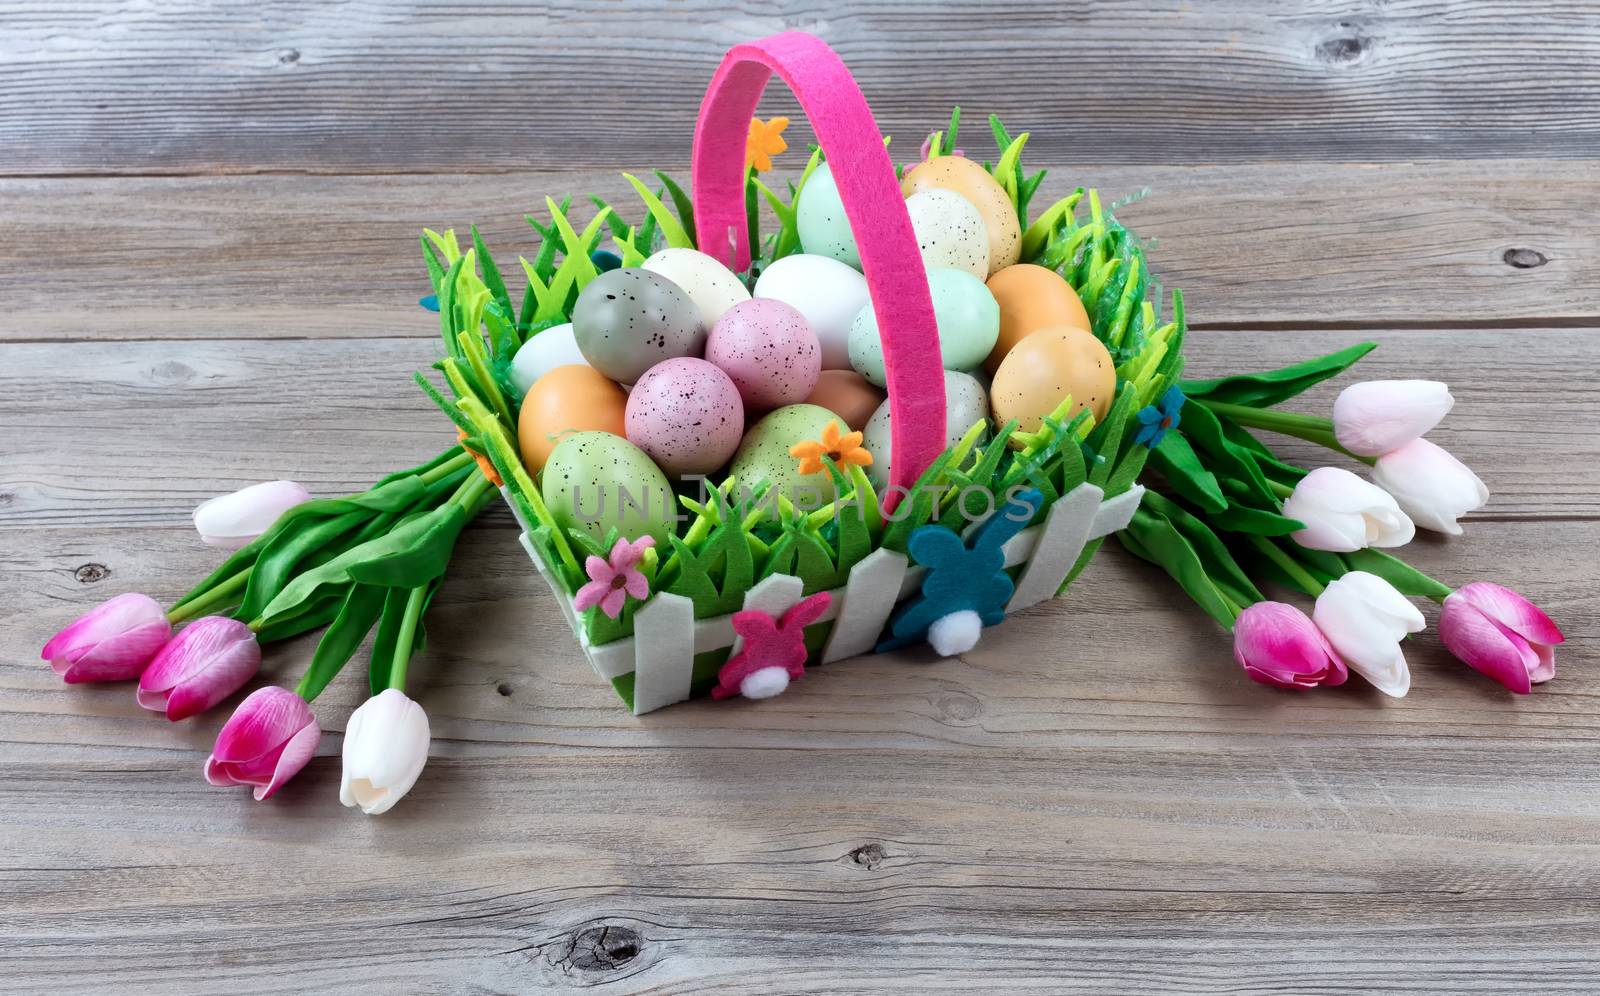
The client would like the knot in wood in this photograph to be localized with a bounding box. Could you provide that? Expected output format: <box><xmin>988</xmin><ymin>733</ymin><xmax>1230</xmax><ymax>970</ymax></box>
<box><xmin>74</xmin><ymin>563</ymin><xmax>110</xmax><ymax>584</ymax></box>
<box><xmin>846</xmin><ymin>843</ymin><xmax>886</xmax><ymax>870</ymax></box>
<box><xmin>555</xmin><ymin>924</ymin><xmax>642</xmax><ymax>974</ymax></box>
<box><xmin>1315</xmin><ymin>34</ymin><xmax>1369</xmax><ymax>64</ymax></box>
<box><xmin>1503</xmin><ymin>248</ymin><xmax>1548</xmax><ymax>269</ymax></box>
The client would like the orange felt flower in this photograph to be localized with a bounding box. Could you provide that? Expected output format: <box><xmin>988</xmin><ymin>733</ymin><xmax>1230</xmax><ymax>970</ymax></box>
<box><xmin>789</xmin><ymin>420</ymin><xmax>873</xmax><ymax>476</ymax></box>
<box><xmin>456</xmin><ymin>428</ymin><xmax>503</xmax><ymax>487</ymax></box>
<box><xmin>745</xmin><ymin>116</ymin><xmax>789</xmax><ymax>173</ymax></box>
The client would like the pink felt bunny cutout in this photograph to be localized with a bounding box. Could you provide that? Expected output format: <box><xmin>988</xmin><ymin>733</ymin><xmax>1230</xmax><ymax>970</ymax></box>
<box><xmin>712</xmin><ymin>592</ymin><xmax>832</xmax><ymax>701</ymax></box>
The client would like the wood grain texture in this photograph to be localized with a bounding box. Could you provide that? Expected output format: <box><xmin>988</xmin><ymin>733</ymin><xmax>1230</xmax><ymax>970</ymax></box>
<box><xmin>4</xmin><ymin>0</ymin><xmax>1600</xmax><ymax>173</ymax></box>
<box><xmin>2</xmin><ymin>160</ymin><xmax>1595</xmax><ymax>341</ymax></box>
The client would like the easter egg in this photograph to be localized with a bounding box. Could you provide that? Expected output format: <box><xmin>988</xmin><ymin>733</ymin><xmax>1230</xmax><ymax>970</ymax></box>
<box><xmin>541</xmin><ymin>431</ymin><xmax>674</xmax><ymax>548</ymax></box>
<box><xmin>729</xmin><ymin>404</ymin><xmax>841</xmax><ymax>507</ymax></box>
<box><xmin>862</xmin><ymin>370</ymin><xmax>988</xmax><ymax>489</ymax></box>
<box><xmin>847</xmin><ymin>267</ymin><xmax>1000</xmax><ymax>386</ymax></box>
<box><xmin>984</xmin><ymin>263</ymin><xmax>1092</xmax><ymax>373</ymax></box>
<box><xmin>517</xmin><ymin>364</ymin><xmax>628</xmax><ymax>474</ymax></box>
<box><xmin>905</xmin><ymin>188</ymin><xmax>990</xmax><ymax>280</ymax></box>
<box><xmin>901</xmin><ymin>155</ymin><xmax>1021</xmax><ymax>276</ymax></box>
<box><xmin>642</xmin><ymin>247</ymin><xmax>751</xmax><ymax>327</ymax></box>
<box><xmin>705</xmin><ymin>299</ymin><xmax>822</xmax><ymax>411</ymax></box>
<box><xmin>625</xmin><ymin>358</ymin><xmax>745</xmax><ymax>477</ymax></box>
<box><xmin>571</xmin><ymin>268</ymin><xmax>705</xmax><ymax>384</ymax></box>
<box><xmin>804</xmin><ymin>369</ymin><xmax>885</xmax><ymax>431</ymax></box>
<box><xmin>795</xmin><ymin>162</ymin><xmax>860</xmax><ymax>268</ymax></box>
<box><xmin>510</xmin><ymin>323</ymin><xmax>587</xmax><ymax>397</ymax></box>
<box><xmin>990</xmin><ymin>325</ymin><xmax>1116</xmax><ymax>435</ymax></box>
<box><xmin>751</xmin><ymin>253</ymin><xmax>869</xmax><ymax>370</ymax></box>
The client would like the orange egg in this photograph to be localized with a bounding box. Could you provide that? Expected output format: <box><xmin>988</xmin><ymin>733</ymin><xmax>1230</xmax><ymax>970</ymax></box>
<box><xmin>984</xmin><ymin>263</ymin><xmax>1091</xmax><ymax>374</ymax></box>
<box><xmin>901</xmin><ymin>156</ymin><xmax>1021</xmax><ymax>277</ymax></box>
<box><xmin>803</xmin><ymin>369</ymin><xmax>885</xmax><ymax>431</ymax></box>
<box><xmin>517</xmin><ymin>364</ymin><xmax>628</xmax><ymax>473</ymax></box>
<box><xmin>989</xmin><ymin>325</ymin><xmax>1116</xmax><ymax>436</ymax></box>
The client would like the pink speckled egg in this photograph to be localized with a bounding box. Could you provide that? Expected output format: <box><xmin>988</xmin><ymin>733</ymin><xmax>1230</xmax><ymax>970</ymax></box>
<box><xmin>624</xmin><ymin>357</ymin><xmax>745</xmax><ymax>476</ymax></box>
<box><xmin>704</xmin><ymin>299</ymin><xmax>822</xmax><ymax>411</ymax></box>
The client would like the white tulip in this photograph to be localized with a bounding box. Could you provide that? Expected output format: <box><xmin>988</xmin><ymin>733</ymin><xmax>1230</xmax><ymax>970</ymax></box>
<box><xmin>1283</xmin><ymin>467</ymin><xmax>1415</xmax><ymax>552</ymax></box>
<box><xmin>1332</xmin><ymin>379</ymin><xmax>1454</xmax><ymax>457</ymax></box>
<box><xmin>340</xmin><ymin>689</ymin><xmax>431</xmax><ymax>816</ymax></box>
<box><xmin>1371</xmin><ymin>438</ymin><xmax>1488</xmax><ymax>536</ymax></box>
<box><xmin>193</xmin><ymin>480</ymin><xmax>312</xmax><ymax>549</ymax></box>
<box><xmin>1313</xmin><ymin>571</ymin><xmax>1426</xmax><ymax>698</ymax></box>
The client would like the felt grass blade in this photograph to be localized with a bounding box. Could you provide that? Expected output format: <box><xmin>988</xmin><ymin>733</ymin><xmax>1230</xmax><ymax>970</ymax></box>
<box><xmin>621</xmin><ymin>173</ymin><xmax>693</xmax><ymax>249</ymax></box>
<box><xmin>470</xmin><ymin>226</ymin><xmax>513</xmax><ymax>322</ymax></box>
<box><xmin>654</xmin><ymin>170</ymin><xmax>697</xmax><ymax>247</ymax></box>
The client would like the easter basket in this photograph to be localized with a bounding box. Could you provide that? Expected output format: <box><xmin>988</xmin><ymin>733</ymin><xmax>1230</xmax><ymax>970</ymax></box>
<box><xmin>424</xmin><ymin>32</ymin><xmax>1170</xmax><ymax>713</ymax></box>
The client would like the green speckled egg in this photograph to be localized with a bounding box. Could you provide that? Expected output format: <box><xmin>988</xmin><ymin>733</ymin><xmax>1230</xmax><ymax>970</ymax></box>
<box><xmin>541</xmin><ymin>431</ymin><xmax>674</xmax><ymax>547</ymax></box>
<box><xmin>847</xmin><ymin>267</ymin><xmax>1000</xmax><ymax>386</ymax></box>
<box><xmin>795</xmin><ymin>163</ymin><xmax>861</xmax><ymax>269</ymax></box>
<box><xmin>729</xmin><ymin>404</ymin><xmax>842</xmax><ymax>507</ymax></box>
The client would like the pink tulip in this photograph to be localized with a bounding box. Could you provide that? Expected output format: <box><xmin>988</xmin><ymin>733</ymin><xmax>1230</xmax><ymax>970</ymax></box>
<box><xmin>1333</xmin><ymin>379</ymin><xmax>1454</xmax><ymax>457</ymax></box>
<box><xmin>136</xmin><ymin>616</ymin><xmax>261</xmax><ymax>721</ymax></box>
<box><xmin>193</xmin><ymin>480</ymin><xmax>312</xmax><ymax>549</ymax></box>
<box><xmin>1439</xmin><ymin>582</ymin><xmax>1565</xmax><ymax>694</ymax></box>
<box><xmin>1232</xmin><ymin>601</ymin><xmax>1349</xmax><ymax>690</ymax></box>
<box><xmin>204</xmin><ymin>686</ymin><xmax>321</xmax><ymax>800</ymax></box>
<box><xmin>41</xmin><ymin>592</ymin><xmax>172</xmax><ymax>684</ymax></box>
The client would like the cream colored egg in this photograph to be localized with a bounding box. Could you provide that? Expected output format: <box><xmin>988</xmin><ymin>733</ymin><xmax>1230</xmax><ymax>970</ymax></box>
<box><xmin>901</xmin><ymin>155</ymin><xmax>1022</xmax><ymax>277</ymax></box>
<box><xmin>642</xmin><ymin>247</ymin><xmax>751</xmax><ymax>327</ymax></box>
<box><xmin>905</xmin><ymin>188</ymin><xmax>990</xmax><ymax>280</ymax></box>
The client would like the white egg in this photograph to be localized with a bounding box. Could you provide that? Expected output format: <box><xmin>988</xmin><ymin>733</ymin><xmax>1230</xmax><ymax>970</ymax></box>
<box><xmin>642</xmin><ymin>247</ymin><xmax>751</xmax><ymax>327</ymax></box>
<box><xmin>752</xmin><ymin>253</ymin><xmax>870</xmax><ymax>370</ymax></box>
<box><xmin>862</xmin><ymin>370</ymin><xmax>989</xmax><ymax>488</ymax></box>
<box><xmin>509</xmin><ymin>323</ymin><xmax>588</xmax><ymax>398</ymax></box>
<box><xmin>905</xmin><ymin>189</ymin><xmax>991</xmax><ymax>281</ymax></box>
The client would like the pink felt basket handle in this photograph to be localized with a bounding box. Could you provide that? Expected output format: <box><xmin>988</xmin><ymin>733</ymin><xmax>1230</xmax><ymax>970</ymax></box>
<box><xmin>691</xmin><ymin>31</ymin><xmax>947</xmax><ymax>502</ymax></box>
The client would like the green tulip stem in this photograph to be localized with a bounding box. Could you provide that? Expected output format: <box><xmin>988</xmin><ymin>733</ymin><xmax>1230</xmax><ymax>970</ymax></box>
<box><xmin>1201</xmin><ymin>400</ymin><xmax>1375</xmax><ymax>466</ymax></box>
<box><xmin>420</xmin><ymin>450</ymin><xmax>475</xmax><ymax>486</ymax></box>
<box><xmin>166</xmin><ymin>568</ymin><xmax>251</xmax><ymax>624</ymax></box>
<box><xmin>1249</xmin><ymin>534</ymin><xmax>1326</xmax><ymax>596</ymax></box>
<box><xmin>387</xmin><ymin>585</ymin><xmax>429</xmax><ymax>692</ymax></box>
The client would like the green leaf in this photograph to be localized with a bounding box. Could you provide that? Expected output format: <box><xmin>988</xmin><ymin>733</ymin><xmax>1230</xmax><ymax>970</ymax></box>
<box><xmin>1149</xmin><ymin>431</ymin><xmax>1226</xmax><ymax>512</ymax></box>
<box><xmin>1342</xmin><ymin>548</ymin><xmax>1454</xmax><ymax>599</ymax></box>
<box><xmin>1180</xmin><ymin>342</ymin><xmax>1378</xmax><ymax>408</ymax></box>
<box><xmin>1208</xmin><ymin>503</ymin><xmax>1305</xmax><ymax>536</ymax></box>
<box><xmin>297</xmin><ymin>584</ymin><xmax>386</xmax><ymax>702</ymax></box>
<box><xmin>1178</xmin><ymin>401</ymin><xmax>1279</xmax><ymax>508</ymax></box>
<box><xmin>369</xmin><ymin>581</ymin><xmax>442</xmax><ymax>695</ymax></box>
<box><xmin>1141</xmin><ymin>492</ymin><xmax>1264</xmax><ymax>608</ymax></box>
<box><xmin>1120</xmin><ymin>506</ymin><xmax>1237</xmax><ymax>630</ymax></box>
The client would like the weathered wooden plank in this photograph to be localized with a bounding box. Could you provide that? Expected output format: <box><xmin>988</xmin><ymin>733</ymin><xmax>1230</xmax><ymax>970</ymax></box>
<box><xmin>1</xmin><ymin>517</ymin><xmax>1595</xmax><ymax>992</ymax></box>
<box><xmin>1</xmin><ymin>327</ymin><xmax>1591</xmax><ymax>530</ymax></box>
<box><xmin>2</xmin><ymin>162</ymin><xmax>1594</xmax><ymax>339</ymax></box>
<box><xmin>4</xmin><ymin>1</ymin><xmax>1600</xmax><ymax>173</ymax></box>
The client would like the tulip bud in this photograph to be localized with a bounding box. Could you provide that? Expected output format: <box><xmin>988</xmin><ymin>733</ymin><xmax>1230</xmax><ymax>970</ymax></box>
<box><xmin>41</xmin><ymin>592</ymin><xmax>171</xmax><ymax>684</ymax></box>
<box><xmin>204</xmin><ymin>686</ymin><xmax>320</xmax><ymax>801</ymax></box>
<box><xmin>1333</xmin><ymin>380</ymin><xmax>1454</xmax><ymax>457</ymax></box>
<box><xmin>1439</xmin><ymin>582</ymin><xmax>1564</xmax><ymax>694</ymax></box>
<box><xmin>340</xmin><ymin>689</ymin><xmax>431</xmax><ymax>815</ymax></box>
<box><xmin>193</xmin><ymin>480</ymin><xmax>312</xmax><ymax>549</ymax></box>
<box><xmin>135</xmin><ymin>616</ymin><xmax>260</xmax><ymax>721</ymax></box>
<box><xmin>1232</xmin><ymin>601</ymin><xmax>1348</xmax><ymax>690</ymax></box>
<box><xmin>1283</xmin><ymin>466</ymin><xmax>1415</xmax><ymax>552</ymax></box>
<box><xmin>1370</xmin><ymin>438</ymin><xmax>1488</xmax><ymax>536</ymax></box>
<box><xmin>1312</xmin><ymin>571</ymin><xmax>1425</xmax><ymax>698</ymax></box>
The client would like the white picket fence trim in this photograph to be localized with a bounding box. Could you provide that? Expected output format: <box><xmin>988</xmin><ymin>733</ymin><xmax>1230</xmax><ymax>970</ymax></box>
<box><xmin>508</xmin><ymin>482</ymin><xmax>1144</xmax><ymax>714</ymax></box>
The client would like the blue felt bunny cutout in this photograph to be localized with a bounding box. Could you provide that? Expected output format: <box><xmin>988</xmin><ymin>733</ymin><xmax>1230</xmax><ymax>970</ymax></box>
<box><xmin>876</xmin><ymin>488</ymin><xmax>1045</xmax><ymax>652</ymax></box>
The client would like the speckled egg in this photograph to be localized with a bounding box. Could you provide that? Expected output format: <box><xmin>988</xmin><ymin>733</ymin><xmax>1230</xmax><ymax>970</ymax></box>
<box><xmin>510</xmin><ymin>323</ymin><xmax>587</xmax><ymax>397</ymax></box>
<box><xmin>571</xmin><ymin>267</ymin><xmax>705</xmax><ymax>384</ymax></box>
<box><xmin>804</xmin><ymin>369</ymin><xmax>885</xmax><ymax>431</ymax></box>
<box><xmin>795</xmin><ymin>162</ymin><xmax>861</xmax><ymax>268</ymax></box>
<box><xmin>705</xmin><ymin>299</ymin><xmax>822</xmax><ymax>411</ymax></box>
<box><xmin>624</xmin><ymin>358</ymin><xmax>745</xmax><ymax>476</ymax></box>
<box><xmin>729</xmin><ymin>404</ymin><xmax>841</xmax><ymax>506</ymax></box>
<box><xmin>847</xmin><ymin>267</ymin><xmax>1000</xmax><ymax>386</ymax></box>
<box><xmin>985</xmin><ymin>263</ymin><xmax>1092</xmax><ymax>373</ymax></box>
<box><xmin>642</xmin><ymin>247</ymin><xmax>751</xmax><ymax>327</ymax></box>
<box><xmin>751</xmin><ymin>253</ymin><xmax>869</xmax><ymax>370</ymax></box>
<box><xmin>540</xmin><ymin>431</ymin><xmax>674</xmax><ymax>547</ymax></box>
<box><xmin>905</xmin><ymin>188</ymin><xmax>990</xmax><ymax>280</ymax></box>
<box><xmin>862</xmin><ymin>371</ymin><xmax>988</xmax><ymax>489</ymax></box>
<box><xmin>901</xmin><ymin>155</ymin><xmax>1021</xmax><ymax>277</ymax></box>
<box><xmin>990</xmin><ymin>325</ymin><xmax>1116</xmax><ymax>434</ymax></box>
<box><xmin>517</xmin><ymin>364</ymin><xmax>629</xmax><ymax>474</ymax></box>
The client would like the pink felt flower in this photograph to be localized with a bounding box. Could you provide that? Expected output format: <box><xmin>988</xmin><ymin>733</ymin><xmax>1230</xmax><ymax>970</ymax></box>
<box><xmin>204</xmin><ymin>686</ymin><xmax>320</xmax><ymax>801</ymax></box>
<box><xmin>713</xmin><ymin>593</ymin><xmax>832</xmax><ymax>701</ymax></box>
<box><xmin>136</xmin><ymin>616</ymin><xmax>260</xmax><ymax>721</ymax></box>
<box><xmin>41</xmin><ymin>592</ymin><xmax>172</xmax><ymax>684</ymax></box>
<box><xmin>573</xmin><ymin>536</ymin><xmax>656</xmax><ymax>619</ymax></box>
<box><xmin>1439</xmin><ymin>582</ymin><xmax>1565</xmax><ymax>694</ymax></box>
<box><xmin>1232</xmin><ymin>601</ymin><xmax>1349</xmax><ymax>690</ymax></box>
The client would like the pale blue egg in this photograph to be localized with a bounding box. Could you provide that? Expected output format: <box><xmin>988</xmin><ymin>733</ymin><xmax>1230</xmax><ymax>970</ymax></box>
<box><xmin>846</xmin><ymin>267</ymin><xmax>1001</xmax><ymax>386</ymax></box>
<box><xmin>795</xmin><ymin>162</ymin><xmax>861</xmax><ymax>269</ymax></box>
